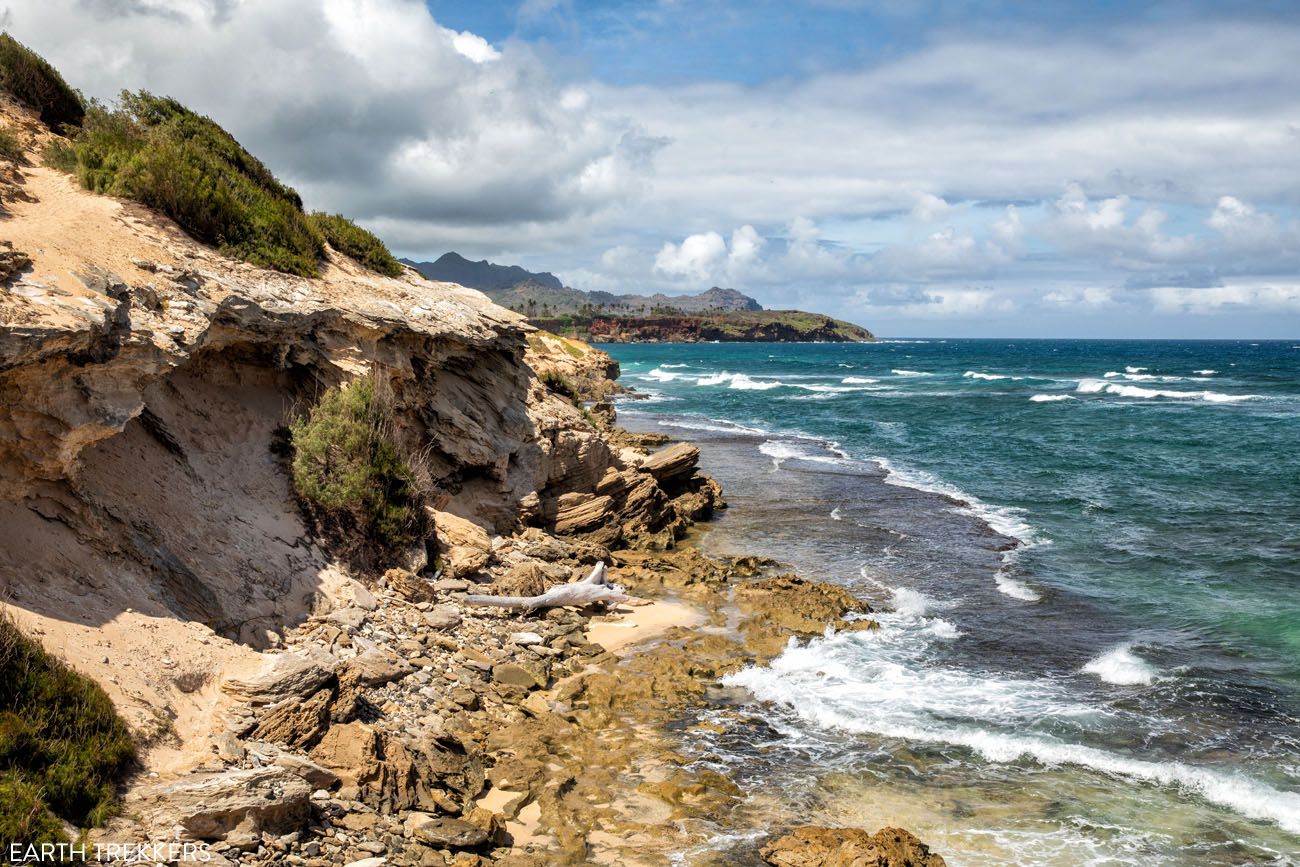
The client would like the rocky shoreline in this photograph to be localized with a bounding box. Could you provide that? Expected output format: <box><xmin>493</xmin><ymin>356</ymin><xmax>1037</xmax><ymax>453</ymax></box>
<box><xmin>98</xmin><ymin>445</ymin><xmax>947</xmax><ymax>866</ymax></box>
<box><xmin>0</xmin><ymin>99</ymin><xmax>941</xmax><ymax>865</ymax></box>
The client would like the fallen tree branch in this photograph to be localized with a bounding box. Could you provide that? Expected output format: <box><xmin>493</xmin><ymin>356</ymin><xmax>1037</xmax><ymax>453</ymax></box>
<box><xmin>463</xmin><ymin>562</ymin><xmax>630</xmax><ymax>611</ymax></box>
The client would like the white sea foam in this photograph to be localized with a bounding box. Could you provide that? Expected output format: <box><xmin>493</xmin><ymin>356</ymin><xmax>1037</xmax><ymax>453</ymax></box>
<box><xmin>695</xmin><ymin>371</ymin><xmax>783</xmax><ymax>390</ymax></box>
<box><xmin>1077</xmin><ymin>379</ymin><xmax>1255</xmax><ymax>403</ymax></box>
<box><xmin>963</xmin><ymin>371</ymin><xmax>1027</xmax><ymax>381</ymax></box>
<box><xmin>1195</xmin><ymin>369</ymin><xmax>1217</xmax><ymax>375</ymax></box>
<box><xmin>758</xmin><ymin>440</ymin><xmax>844</xmax><ymax>469</ymax></box>
<box><xmin>1083</xmin><ymin>644</ymin><xmax>1158</xmax><ymax>686</ymax></box>
<box><xmin>643</xmin><ymin>367</ymin><xmax>681</xmax><ymax>382</ymax></box>
<box><xmin>841</xmin><ymin>376</ymin><xmax>880</xmax><ymax>384</ymax></box>
<box><xmin>873</xmin><ymin>458</ymin><xmax>1039</xmax><ymax>547</ymax></box>
<box><xmin>891</xmin><ymin>369</ymin><xmax>932</xmax><ymax>377</ymax></box>
<box><xmin>653</xmin><ymin>417</ymin><xmax>770</xmax><ymax>436</ymax></box>
<box><xmin>1125</xmin><ymin>366</ymin><xmax>1147</xmax><ymax>373</ymax></box>
<box><xmin>1029</xmin><ymin>394</ymin><xmax>1075</xmax><ymax>403</ymax></box>
<box><xmin>659</xmin><ymin>363</ymin><xmax>689</xmax><ymax>368</ymax></box>
<box><xmin>725</xmin><ymin>630</ymin><xmax>1300</xmax><ymax>835</ymax></box>
<box><xmin>830</xmin><ymin>507</ymin><xmax>843</xmax><ymax>521</ymax></box>
<box><xmin>994</xmin><ymin>567</ymin><xmax>1042</xmax><ymax>601</ymax></box>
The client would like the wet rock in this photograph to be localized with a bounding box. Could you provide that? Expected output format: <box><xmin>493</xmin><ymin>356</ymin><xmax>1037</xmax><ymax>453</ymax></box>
<box><xmin>735</xmin><ymin>574</ymin><xmax>873</xmax><ymax>655</ymax></box>
<box><xmin>760</xmin><ymin>826</ymin><xmax>947</xmax><ymax>867</ymax></box>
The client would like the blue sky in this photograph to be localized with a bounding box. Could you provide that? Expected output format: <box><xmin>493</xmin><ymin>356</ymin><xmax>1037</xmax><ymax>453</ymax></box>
<box><xmin>9</xmin><ymin>0</ymin><xmax>1300</xmax><ymax>336</ymax></box>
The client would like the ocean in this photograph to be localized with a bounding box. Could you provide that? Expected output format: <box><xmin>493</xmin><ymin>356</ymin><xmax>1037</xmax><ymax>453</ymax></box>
<box><xmin>602</xmin><ymin>339</ymin><xmax>1300</xmax><ymax>866</ymax></box>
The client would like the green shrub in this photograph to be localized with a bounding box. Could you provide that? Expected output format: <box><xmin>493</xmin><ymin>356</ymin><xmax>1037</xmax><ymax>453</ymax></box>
<box><xmin>48</xmin><ymin>92</ymin><xmax>324</xmax><ymax>276</ymax></box>
<box><xmin>310</xmin><ymin>212</ymin><xmax>404</xmax><ymax>277</ymax></box>
<box><xmin>540</xmin><ymin>370</ymin><xmax>574</xmax><ymax>397</ymax></box>
<box><xmin>0</xmin><ymin>128</ymin><xmax>22</xmax><ymax>163</ymax></box>
<box><xmin>0</xmin><ymin>33</ymin><xmax>84</xmax><ymax>131</ymax></box>
<box><xmin>0</xmin><ymin>613</ymin><xmax>136</xmax><ymax>852</ymax></box>
<box><xmin>289</xmin><ymin>378</ymin><xmax>428</xmax><ymax>571</ymax></box>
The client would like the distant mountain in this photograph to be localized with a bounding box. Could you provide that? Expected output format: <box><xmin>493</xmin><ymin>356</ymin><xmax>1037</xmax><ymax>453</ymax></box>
<box><xmin>404</xmin><ymin>251</ymin><xmax>764</xmax><ymax>317</ymax></box>
<box><xmin>402</xmin><ymin>252</ymin><xmax>563</xmax><ymax>292</ymax></box>
<box><xmin>404</xmin><ymin>251</ymin><xmax>870</xmax><ymax>342</ymax></box>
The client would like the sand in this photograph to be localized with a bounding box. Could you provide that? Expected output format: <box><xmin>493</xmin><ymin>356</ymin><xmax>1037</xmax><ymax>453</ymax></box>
<box><xmin>585</xmin><ymin>597</ymin><xmax>704</xmax><ymax>653</ymax></box>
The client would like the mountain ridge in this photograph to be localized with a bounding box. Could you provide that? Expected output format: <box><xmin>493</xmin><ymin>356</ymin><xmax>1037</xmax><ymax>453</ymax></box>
<box><xmin>402</xmin><ymin>252</ymin><xmax>872</xmax><ymax>341</ymax></box>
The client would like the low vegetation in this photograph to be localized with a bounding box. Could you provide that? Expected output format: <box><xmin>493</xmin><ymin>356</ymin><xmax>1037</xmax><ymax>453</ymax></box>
<box><xmin>0</xmin><ymin>128</ymin><xmax>21</xmax><ymax>163</ymax></box>
<box><xmin>0</xmin><ymin>612</ymin><xmax>136</xmax><ymax>851</ymax></box>
<box><xmin>288</xmin><ymin>378</ymin><xmax>429</xmax><ymax>571</ymax></box>
<box><xmin>310</xmin><ymin>212</ymin><xmax>404</xmax><ymax>277</ymax></box>
<box><xmin>0</xmin><ymin>33</ymin><xmax>84</xmax><ymax>131</ymax></box>
<box><xmin>2</xmin><ymin>37</ymin><xmax>403</xmax><ymax>281</ymax></box>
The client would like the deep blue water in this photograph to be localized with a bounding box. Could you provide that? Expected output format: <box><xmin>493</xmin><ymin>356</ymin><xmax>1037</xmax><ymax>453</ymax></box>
<box><xmin>603</xmin><ymin>338</ymin><xmax>1300</xmax><ymax>866</ymax></box>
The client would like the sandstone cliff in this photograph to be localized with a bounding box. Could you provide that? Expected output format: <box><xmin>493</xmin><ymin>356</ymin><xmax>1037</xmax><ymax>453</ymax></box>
<box><xmin>0</xmin><ymin>96</ymin><xmax>711</xmax><ymax>762</ymax></box>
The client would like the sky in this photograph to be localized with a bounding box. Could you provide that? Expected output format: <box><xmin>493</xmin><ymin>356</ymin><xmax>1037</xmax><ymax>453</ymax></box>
<box><xmin>5</xmin><ymin>0</ymin><xmax>1300</xmax><ymax>337</ymax></box>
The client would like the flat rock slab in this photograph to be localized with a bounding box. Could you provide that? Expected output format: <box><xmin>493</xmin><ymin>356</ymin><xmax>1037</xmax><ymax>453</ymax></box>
<box><xmin>132</xmin><ymin>767</ymin><xmax>312</xmax><ymax>844</ymax></box>
<box><xmin>220</xmin><ymin>647</ymin><xmax>336</xmax><ymax>705</ymax></box>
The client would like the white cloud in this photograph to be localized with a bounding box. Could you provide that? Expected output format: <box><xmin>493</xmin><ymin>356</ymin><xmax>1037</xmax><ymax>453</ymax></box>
<box><xmin>1043</xmin><ymin>287</ymin><xmax>1117</xmax><ymax>310</ymax></box>
<box><xmin>8</xmin><ymin>0</ymin><xmax>656</xmax><ymax>246</ymax></box>
<box><xmin>1149</xmin><ymin>282</ymin><xmax>1300</xmax><ymax>314</ymax></box>
<box><xmin>654</xmin><ymin>231</ymin><xmax>728</xmax><ymax>282</ymax></box>
<box><xmin>1043</xmin><ymin>183</ymin><xmax>1200</xmax><ymax>264</ymax></box>
<box><xmin>911</xmin><ymin>192</ymin><xmax>951</xmax><ymax>223</ymax></box>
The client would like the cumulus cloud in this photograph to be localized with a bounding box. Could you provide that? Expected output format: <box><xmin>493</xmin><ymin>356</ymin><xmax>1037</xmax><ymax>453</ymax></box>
<box><xmin>1043</xmin><ymin>183</ymin><xmax>1200</xmax><ymax>265</ymax></box>
<box><xmin>7</xmin><ymin>0</ymin><xmax>660</xmax><ymax>248</ymax></box>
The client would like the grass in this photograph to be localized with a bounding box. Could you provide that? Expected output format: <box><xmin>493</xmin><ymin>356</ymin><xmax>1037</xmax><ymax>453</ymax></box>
<box><xmin>310</xmin><ymin>212</ymin><xmax>404</xmax><ymax>277</ymax></box>
<box><xmin>0</xmin><ymin>128</ymin><xmax>21</xmax><ymax>163</ymax></box>
<box><xmin>0</xmin><ymin>612</ymin><xmax>136</xmax><ymax>853</ymax></box>
<box><xmin>288</xmin><ymin>378</ymin><xmax>429</xmax><ymax>572</ymax></box>
<box><xmin>0</xmin><ymin>33</ymin><xmax>84</xmax><ymax>131</ymax></box>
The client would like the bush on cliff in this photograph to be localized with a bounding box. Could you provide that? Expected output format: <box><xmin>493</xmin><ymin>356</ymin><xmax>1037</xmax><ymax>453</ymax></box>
<box><xmin>41</xmin><ymin>85</ymin><xmax>402</xmax><ymax>279</ymax></box>
<box><xmin>310</xmin><ymin>212</ymin><xmax>405</xmax><ymax>277</ymax></box>
<box><xmin>289</xmin><ymin>378</ymin><xmax>429</xmax><ymax>571</ymax></box>
<box><xmin>0</xmin><ymin>612</ymin><xmax>136</xmax><ymax>850</ymax></box>
<box><xmin>0</xmin><ymin>33</ymin><xmax>84</xmax><ymax>131</ymax></box>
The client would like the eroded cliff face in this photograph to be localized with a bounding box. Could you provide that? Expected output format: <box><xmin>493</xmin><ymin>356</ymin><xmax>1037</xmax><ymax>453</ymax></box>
<box><xmin>0</xmin><ymin>105</ymin><xmax>684</xmax><ymax>752</ymax></box>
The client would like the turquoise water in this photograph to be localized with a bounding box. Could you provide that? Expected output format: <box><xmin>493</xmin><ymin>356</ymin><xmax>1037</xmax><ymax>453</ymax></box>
<box><xmin>604</xmin><ymin>339</ymin><xmax>1300</xmax><ymax>865</ymax></box>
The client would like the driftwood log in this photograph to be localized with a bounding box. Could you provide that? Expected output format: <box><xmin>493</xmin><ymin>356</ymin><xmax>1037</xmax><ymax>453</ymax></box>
<box><xmin>462</xmin><ymin>562</ymin><xmax>629</xmax><ymax>611</ymax></box>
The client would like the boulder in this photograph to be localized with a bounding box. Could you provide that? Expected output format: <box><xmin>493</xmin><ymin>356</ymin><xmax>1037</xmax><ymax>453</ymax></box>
<box><xmin>220</xmin><ymin>647</ymin><xmax>336</xmax><ymax>706</ymax></box>
<box><xmin>431</xmin><ymin>511</ymin><xmax>492</xmax><ymax>578</ymax></box>
<box><xmin>422</xmin><ymin>603</ymin><xmax>462</xmax><ymax>632</ymax></box>
<box><xmin>638</xmin><ymin>442</ymin><xmax>700</xmax><ymax>484</ymax></box>
<box><xmin>491</xmin><ymin>659</ymin><xmax>548</xmax><ymax>690</ymax></box>
<box><xmin>131</xmin><ymin>767</ymin><xmax>311</xmax><ymax>844</ymax></box>
<box><xmin>404</xmin><ymin>812</ymin><xmax>489</xmax><ymax>849</ymax></box>
<box><xmin>552</xmin><ymin>492</ymin><xmax>615</xmax><ymax>534</ymax></box>
<box><xmin>384</xmin><ymin>567</ymin><xmax>436</xmax><ymax>603</ymax></box>
<box><xmin>310</xmin><ymin>723</ymin><xmax>483</xmax><ymax>815</ymax></box>
<box><xmin>348</xmin><ymin>641</ymin><xmax>415</xmax><ymax>686</ymax></box>
<box><xmin>251</xmin><ymin>686</ymin><xmax>333</xmax><ymax>749</ymax></box>
<box><xmin>760</xmin><ymin>826</ymin><xmax>946</xmax><ymax>867</ymax></box>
